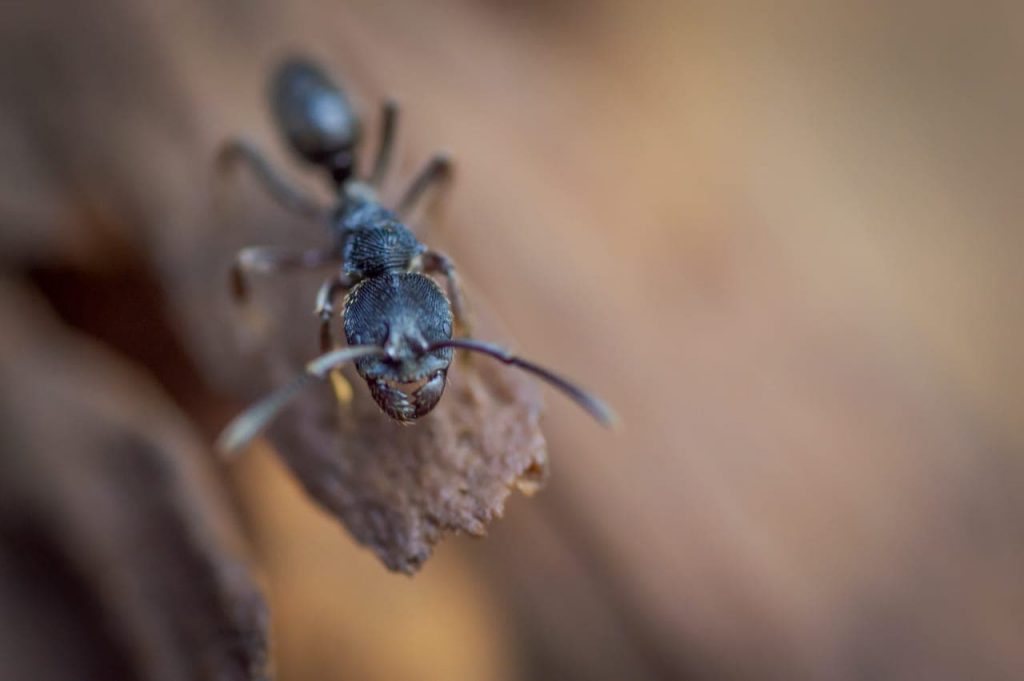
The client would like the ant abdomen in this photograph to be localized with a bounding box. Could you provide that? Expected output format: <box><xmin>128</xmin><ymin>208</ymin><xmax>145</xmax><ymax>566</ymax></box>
<box><xmin>271</xmin><ymin>57</ymin><xmax>361</xmax><ymax>181</ymax></box>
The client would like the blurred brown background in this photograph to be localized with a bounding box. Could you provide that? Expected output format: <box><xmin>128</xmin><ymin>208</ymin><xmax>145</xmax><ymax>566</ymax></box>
<box><xmin>1</xmin><ymin>1</ymin><xmax>1022</xmax><ymax>680</ymax></box>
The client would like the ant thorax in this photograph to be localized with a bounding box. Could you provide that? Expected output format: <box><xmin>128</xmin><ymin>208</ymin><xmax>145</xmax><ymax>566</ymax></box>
<box><xmin>341</xmin><ymin>220</ymin><xmax>425</xmax><ymax>279</ymax></box>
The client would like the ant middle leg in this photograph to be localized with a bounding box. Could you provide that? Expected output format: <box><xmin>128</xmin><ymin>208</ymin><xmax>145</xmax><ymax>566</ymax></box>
<box><xmin>218</xmin><ymin>138</ymin><xmax>325</xmax><ymax>219</ymax></box>
<box><xmin>397</xmin><ymin>153</ymin><xmax>453</xmax><ymax>216</ymax></box>
<box><xmin>230</xmin><ymin>246</ymin><xmax>341</xmax><ymax>303</ymax></box>
<box><xmin>368</xmin><ymin>99</ymin><xmax>399</xmax><ymax>187</ymax></box>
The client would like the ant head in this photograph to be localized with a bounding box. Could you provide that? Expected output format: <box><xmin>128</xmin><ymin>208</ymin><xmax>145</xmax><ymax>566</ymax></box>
<box><xmin>217</xmin><ymin>327</ymin><xmax>617</xmax><ymax>455</ymax></box>
<box><xmin>343</xmin><ymin>273</ymin><xmax>454</xmax><ymax>421</ymax></box>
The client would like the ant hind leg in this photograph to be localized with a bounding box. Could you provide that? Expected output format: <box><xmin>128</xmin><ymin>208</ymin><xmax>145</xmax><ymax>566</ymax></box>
<box><xmin>397</xmin><ymin>153</ymin><xmax>453</xmax><ymax>217</ymax></box>
<box><xmin>368</xmin><ymin>99</ymin><xmax>399</xmax><ymax>187</ymax></box>
<box><xmin>218</xmin><ymin>138</ymin><xmax>325</xmax><ymax>219</ymax></box>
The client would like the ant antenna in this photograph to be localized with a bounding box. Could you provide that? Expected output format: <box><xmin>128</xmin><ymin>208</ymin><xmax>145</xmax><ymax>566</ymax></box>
<box><xmin>216</xmin><ymin>345</ymin><xmax>385</xmax><ymax>455</ymax></box>
<box><xmin>425</xmin><ymin>339</ymin><xmax>618</xmax><ymax>427</ymax></box>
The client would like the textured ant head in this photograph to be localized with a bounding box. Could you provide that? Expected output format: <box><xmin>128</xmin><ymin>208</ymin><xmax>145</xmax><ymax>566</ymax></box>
<box><xmin>343</xmin><ymin>273</ymin><xmax>454</xmax><ymax>421</ymax></box>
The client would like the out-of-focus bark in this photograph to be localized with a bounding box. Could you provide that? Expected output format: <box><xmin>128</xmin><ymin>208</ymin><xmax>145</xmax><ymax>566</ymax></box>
<box><xmin>0</xmin><ymin>283</ymin><xmax>269</xmax><ymax>681</ymax></box>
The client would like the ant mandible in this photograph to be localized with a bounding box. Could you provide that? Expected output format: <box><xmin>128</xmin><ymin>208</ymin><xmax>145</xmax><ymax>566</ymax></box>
<box><xmin>216</xmin><ymin>57</ymin><xmax>614</xmax><ymax>453</ymax></box>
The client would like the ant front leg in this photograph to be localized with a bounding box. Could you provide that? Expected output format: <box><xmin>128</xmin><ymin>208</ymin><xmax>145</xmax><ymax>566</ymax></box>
<box><xmin>314</xmin><ymin>271</ymin><xmax>357</xmax><ymax>404</ymax></box>
<box><xmin>314</xmin><ymin>271</ymin><xmax>354</xmax><ymax>352</ymax></box>
<box><xmin>398</xmin><ymin>153</ymin><xmax>452</xmax><ymax>217</ymax></box>
<box><xmin>419</xmin><ymin>250</ymin><xmax>471</xmax><ymax>335</ymax></box>
<box><xmin>218</xmin><ymin>138</ymin><xmax>325</xmax><ymax>219</ymax></box>
<box><xmin>230</xmin><ymin>246</ymin><xmax>341</xmax><ymax>304</ymax></box>
<box><xmin>368</xmin><ymin>99</ymin><xmax>399</xmax><ymax>187</ymax></box>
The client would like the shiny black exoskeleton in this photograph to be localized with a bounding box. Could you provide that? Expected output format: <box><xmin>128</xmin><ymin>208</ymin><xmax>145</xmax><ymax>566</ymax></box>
<box><xmin>216</xmin><ymin>57</ymin><xmax>614</xmax><ymax>453</ymax></box>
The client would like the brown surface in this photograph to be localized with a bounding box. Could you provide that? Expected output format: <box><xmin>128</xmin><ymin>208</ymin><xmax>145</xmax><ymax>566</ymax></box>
<box><xmin>259</xmin><ymin>324</ymin><xmax>548</xmax><ymax>572</ymax></box>
<box><xmin>0</xmin><ymin>283</ymin><xmax>268</xmax><ymax>681</ymax></box>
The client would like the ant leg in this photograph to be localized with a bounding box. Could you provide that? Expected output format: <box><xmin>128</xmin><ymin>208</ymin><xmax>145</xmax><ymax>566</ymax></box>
<box><xmin>419</xmin><ymin>250</ymin><xmax>471</xmax><ymax>335</ymax></box>
<box><xmin>230</xmin><ymin>246</ymin><xmax>341</xmax><ymax>303</ymax></box>
<box><xmin>313</xmin><ymin>270</ymin><xmax>358</xmax><ymax>403</ymax></box>
<box><xmin>216</xmin><ymin>345</ymin><xmax>387</xmax><ymax>455</ymax></box>
<box><xmin>368</xmin><ymin>99</ymin><xmax>399</xmax><ymax>187</ymax></box>
<box><xmin>397</xmin><ymin>153</ymin><xmax>452</xmax><ymax>216</ymax></box>
<box><xmin>314</xmin><ymin>272</ymin><xmax>354</xmax><ymax>352</ymax></box>
<box><xmin>218</xmin><ymin>138</ymin><xmax>325</xmax><ymax>219</ymax></box>
<box><xmin>314</xmin><ymin>272</ymin><xmax>357</xmax><ymax>404</ymax></box>
<box><xmin>425</xmin><ymin>338</ymin><xmax>618</xmax><ymax>427</ymax></box>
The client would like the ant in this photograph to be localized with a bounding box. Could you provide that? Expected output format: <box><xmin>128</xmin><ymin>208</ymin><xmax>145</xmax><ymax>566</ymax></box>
<box><xmin>216</xmin><ymin>57</ymin><xmax>615</xmax><ymax>453</ymax></box>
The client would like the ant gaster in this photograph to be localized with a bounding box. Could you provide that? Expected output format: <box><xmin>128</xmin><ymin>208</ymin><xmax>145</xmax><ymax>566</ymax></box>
<box><xmin>216</xmin><ymin>57</ymin><xmax>615</xmax><ymax>453</ymax></box>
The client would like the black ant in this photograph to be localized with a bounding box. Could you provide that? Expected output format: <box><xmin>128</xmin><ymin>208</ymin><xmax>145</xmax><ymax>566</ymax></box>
<box><xmin>216</xmin><ymin>57</ymin><xmax>614</xmax><ymax>453</ymax></box>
